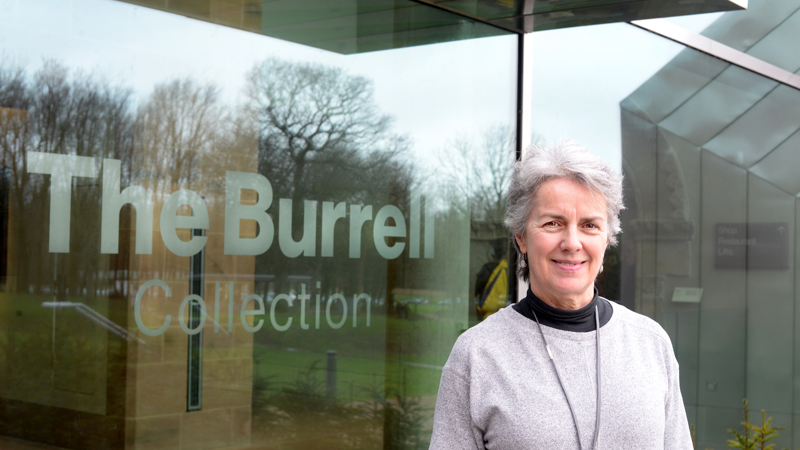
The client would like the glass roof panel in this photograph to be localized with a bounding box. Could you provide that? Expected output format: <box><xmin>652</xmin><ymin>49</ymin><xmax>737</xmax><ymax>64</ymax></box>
<box><xmin>749</xmin><ymin>130</ymin><xmax>800</xmax><ymax>195</ymax></box>
<box><xmin>658</xmin><ymin>65</ymin><xmax>777</xmax><ymax>146</ymax></box>
<box><xmin>621</xmin><ymin>48</ymin><xmax>729</xmax><ymax>124</ymax></box>
<box><xmin>700</xmin><ymin>0</ymin><xmax>800</xmax><ymax>52</ymax></box>
<box><xmin>703</xmin><ymin>84</ymin><xmax>800</xmax><ymax>169</ymax></box>
<box><xmin>119</xmin><ymin>0</ymin><xmax>744</xmax><ymax>52</ymax></box>
<box><xmin>664</xmin><ymin>11</ymin><xmax>724</xmax><ymax>33</ymax></box>
<box><xmin>746</xmin><ymin>8</ymin><xmax>800</xmax><ymax>73</ymax></box>
<box><xmin>486</xmin><ymin>0</ymin><xmax>743</xmax><ymax>31</ymax></box>
<box><xmin>435</xmin><ymin>0</ymin><xmax>522</xmax><ymax>19</ymax></box>
<box><xmin>119</xmin><ymin>0</ymin><xmax>511</xmax><ymax>54</ymax></box>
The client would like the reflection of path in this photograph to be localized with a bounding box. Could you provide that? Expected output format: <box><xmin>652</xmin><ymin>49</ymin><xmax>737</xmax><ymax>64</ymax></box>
<box><xmin>41</xmin><ymin>301</ymin><xmax>146</xmax><ymax>344</ymax></box>
<box><xmin>0</xmin><ymin>436</ymin><xmax>68</xmax><ymax>450</ymax></box>
<box><xmin>401</xmin><ymin>361</ymin><xmax>443</xmax><ymax>371</ymax></box>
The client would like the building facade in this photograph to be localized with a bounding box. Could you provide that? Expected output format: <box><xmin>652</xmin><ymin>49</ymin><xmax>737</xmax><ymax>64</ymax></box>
<box><xmin>1</xmin><ymin>0</ymin><xmax>798</xmax><ymax>449</ymax></box>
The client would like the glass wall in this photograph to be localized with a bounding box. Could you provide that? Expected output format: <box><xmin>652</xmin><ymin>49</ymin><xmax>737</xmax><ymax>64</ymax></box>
<box><xmin>529</xmin><ymin>21</ymin><xmax>691</xmax><ymax>304</ymax></box>
<box><xmin>0</xmin><ymin>1</ymin><xmax>517</xmax><ymax>449</ymax></box>
<box><xmin>531</xmin><ymin>2</ymin><xmax>800</xmax><ymax>448</ymax></box>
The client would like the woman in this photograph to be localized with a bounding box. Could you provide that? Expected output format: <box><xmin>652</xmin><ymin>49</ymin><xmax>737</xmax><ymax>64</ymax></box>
<box><xmin>429</xmin><ymin>143</ymin><xmax>693</xmax><ymax>449</ymax></box>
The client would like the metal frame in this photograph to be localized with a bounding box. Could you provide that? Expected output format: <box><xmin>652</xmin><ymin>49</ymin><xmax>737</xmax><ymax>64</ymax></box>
<box><xmin>512</xmin><ymin>32</ymin><xmax>535</xmax><ymax>301</ymax></box>
<box><xmin>187</xmin><ymin>227</ymin><xmax>205</xmax><ymax>412</ymax></box>
<box><xmin>631</xmin><ymin>18</ymin><xmax>800</xmax><ymax>90</ymax></box>
<box><xmin>409</xmin><ymin>0</ymin><xmax>523</xmax><ymax>34</ymax></box>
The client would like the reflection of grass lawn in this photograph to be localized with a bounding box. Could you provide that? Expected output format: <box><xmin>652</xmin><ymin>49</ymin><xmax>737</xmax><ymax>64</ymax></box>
<box><xmin>253</xmin><ymin>312</ymin><xmax>388</xmax><ymax>359</ymax></box>
<box><xmin>0</xmin><ymin>293</ymin><xmax>108</xmax><ymax>314</ymax></box>
<box><xmin>253</xmin><ymin>346</ymin><xmax>386</xmax><ymax>403</ymax></box>
<box><xmin>253</xmin><ymin>345</ymin><xmax>445</xmax><ymax>401</ymax></box>
<box><xmin>4</xmin><ymin>293</ymin><xmax>457</xmax><ymax>401</ymax></box>
<box><xmin>251</xmin><ymin>310</ymin><xmax>464</xmax><ymax>402</ymax></box>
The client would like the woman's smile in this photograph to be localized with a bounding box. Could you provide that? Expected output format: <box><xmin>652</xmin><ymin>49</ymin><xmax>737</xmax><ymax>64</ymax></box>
<box><xmin>552</xmin><ymin>259</ymin><xmax>585</xmax><ymax>271</ymax></box>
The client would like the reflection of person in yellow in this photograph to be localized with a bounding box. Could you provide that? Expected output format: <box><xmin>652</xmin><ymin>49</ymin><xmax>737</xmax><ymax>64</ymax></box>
<box><xmin>474</xmin><ymin>239</ymin><xmax>508</xmax><ymax>320</ymax></box>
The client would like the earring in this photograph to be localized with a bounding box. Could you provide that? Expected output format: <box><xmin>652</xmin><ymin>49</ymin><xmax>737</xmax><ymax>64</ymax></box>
<box><xmin>519</xmin><ymin>254</ymin><xmax>527</xmax><ymax>268</ymax></box>
<box><xmin>600</xmin><ymin>264</ymin><xmax>604</xmax><ymax>273</ymax></box>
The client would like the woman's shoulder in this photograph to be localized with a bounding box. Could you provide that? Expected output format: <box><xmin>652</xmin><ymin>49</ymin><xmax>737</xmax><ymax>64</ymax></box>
<box><xmin>445</xmin><ymin>307</ymin><xmax>528</xmax><ymax>368</ymax></box>
<box><xmin>606</xmin><ymin>300</ymin><xmax>673</xmax><ymax>347</ymax></box>
<box><xmin>458</xmin><ymin>306</ymin><xmax>525</xmax><ymax>343</ymax></box>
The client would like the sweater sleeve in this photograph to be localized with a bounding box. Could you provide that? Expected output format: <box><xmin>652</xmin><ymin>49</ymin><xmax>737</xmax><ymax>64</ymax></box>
<box><xmin>429</xmin><ymin>342</ymin><xmax>484</xmax><ymax>450</ymax></box>
<box><xmin>663</xmin><ymin>343</ymin><xmax>694</xmax><ymax>449</ymax></box>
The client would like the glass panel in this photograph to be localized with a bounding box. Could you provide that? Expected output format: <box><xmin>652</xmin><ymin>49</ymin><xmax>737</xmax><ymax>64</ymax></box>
<box><xmin>627</xmin><ymin>41</ymin><xmax>800</xmax><ymax>450</ymax></box>
<box><xmin>0</xmin><ymin>1</ymin><xmax>517</xmax><ymax>449</ymax></box>
<box><xmin>531</xmin><ymin>13</ymin><xmax>800</xmax><ymax>449</ymax></box>
<box><xmin>490</xmin><ymin>0</ymin><xmax>742</xmax><ymax>33</ymax></box>
<box><xmin>745</xmin><ymin>173</ymin><xmax>795</xmax><ymax>414</ymax></box>
<box><xmin>530</xmin><ymin>22</ymin><xmax>687</xmax><ymax>176</ymax></box>
<box><xmin>117</xmin><ymin>0</ymin><xmax>511</xmax><ymax>54</ymax></box>
<box><xmin>664</xmin><ymin>11</ymin><xmax>724</xmax><ymax>33</ymax></box>
<box><xmin>699</xmin><ymin>0</ymin><xmax>800</xmax><ymax>53</ymax></box>
<box><xmin>749</xmin><ymin>129</ymin><xmax>800</xmax><ymax>196</ymax></box>
<box><xmin>746</xmin><ymin>7</ymin><xmax>800</xmax><ymax>73</ymax></box>
<box><xmin>658</xmin><ymin>65</ymin><xmax>777</xmax><ymax>146</ymax></box>
<box><xmin>698</xmin><ymin>150</ymin><xmax>747</xmax><ymax>416</ymax></box>
<box><xmin>703</xmin><ymin>84</ymin><xmax>800</xmax><ymax>169</ymax></box>
<box><xmin>433</xmin><ymin>0</ymin><xmax>522</xmax><ymax>20</ymax></box>
<box><xmin>623</xmin><ymin>49</ymin><xmax>730</xmax><ymax>125</ymax></box>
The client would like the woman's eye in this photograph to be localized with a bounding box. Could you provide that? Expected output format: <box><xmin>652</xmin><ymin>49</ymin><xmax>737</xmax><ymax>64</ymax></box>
<box><xmin>543</xmin><ymin>221</ymin><xmax>558</xmax><ymax>227</ymax></box>
<box><xmin>584</xmin><ymin>223</ymin><xmax>599</xmax><ymax>229</ymax></box>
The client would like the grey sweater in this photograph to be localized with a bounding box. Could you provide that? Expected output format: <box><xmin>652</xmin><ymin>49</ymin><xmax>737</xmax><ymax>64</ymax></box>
<box><xmin>429</xmin><ymin>301</ymin><xmax>693</xmax><ymax>449</ymax></box>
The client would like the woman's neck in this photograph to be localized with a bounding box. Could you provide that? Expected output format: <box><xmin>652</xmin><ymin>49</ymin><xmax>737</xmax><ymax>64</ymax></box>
<box><xmin>530</xmin><ymin>285</ymin><xmax>594</xmax><ymax>311</ymax></box>
<box><xmin>512</xmin><ymin>287</ymin><xmax>613</xmax><ymax>332</ymax></box>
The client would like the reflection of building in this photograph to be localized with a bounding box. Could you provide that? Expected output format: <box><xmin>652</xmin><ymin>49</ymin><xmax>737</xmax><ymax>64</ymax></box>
<box><xmin>621</xmin><ymin>2</ymin><xmax>800</xmax><ymax>447</ymax></box>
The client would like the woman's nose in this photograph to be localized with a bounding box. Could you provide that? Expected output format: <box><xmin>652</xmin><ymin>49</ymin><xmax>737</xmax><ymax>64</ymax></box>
<box><xmin>560</xmin><ymin>226</ymin><xmax>582</xmax><ymax>252</ymax></box>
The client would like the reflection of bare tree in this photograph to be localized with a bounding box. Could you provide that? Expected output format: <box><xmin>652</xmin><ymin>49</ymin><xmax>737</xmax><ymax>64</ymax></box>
<box><xmin>0</xmin><ymin>65</ymin><xmax>35</xmax><ymax>290</ymax></box>
<box><xmin>244</xmin><ymin>57</ymin><xmax>429</xmax><ymax>450</ymax></box>
<box><xmin>246</xmin><ymin>58</ymin><xmax>413</xmax><ymax>297</ymax></box>
<box><xmin>0</xmin><ymin>61</ymin><xmax>136</xmax><ymax>417</ymax></box>
<box><xmin>437</xmin><ymin>124</ymin><xmax>515</xmax><ymax>223</ymax></box>
<box><xmin>436</xmin><ymin>125</ymin><xmax>518</xmax><ymax>323</ymax></box>
<box><xmin>0</xmin><ymin>63</ymin><xmax>251</xmax><ymax>439</ymax></box>
<box><xmin>248</xmin><ymin>58</ymin><xmax>405</xmax><ymax>201</ymax></box>
<box><xmin>136</xmin><ymin>79</ymin><xmax>223</xmax><ymax>192</ymax></box>
<box><xmin>0</xmin><ymin>58</ymin><xmax>432</xmax><ymax>447</ymax></box>
<box><xmin>0</xmin><ymin>61</ymin><xmax>135</xmax><ymax>294</ymax></box>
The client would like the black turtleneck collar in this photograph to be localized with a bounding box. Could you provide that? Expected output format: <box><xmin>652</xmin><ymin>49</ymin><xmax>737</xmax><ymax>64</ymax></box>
<box><xmin>512</xmin><ymin>287</ymin><xmax>613</xmax><ymax>332</ymax></box>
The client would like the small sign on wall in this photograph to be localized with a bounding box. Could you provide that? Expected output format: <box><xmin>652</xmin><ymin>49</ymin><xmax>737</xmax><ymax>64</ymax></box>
<box><xmin>672</xmin><ymin>287</ymin><xmax>703</xmax><ymax>303</ymax></box>
<box><xmin>715</xmin><ymin>223</ymin><xmax>789</xmax><ymax>270</ymax></box>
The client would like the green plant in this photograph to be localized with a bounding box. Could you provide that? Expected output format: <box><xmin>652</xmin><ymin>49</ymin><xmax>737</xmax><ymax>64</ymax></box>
<box><xmin>382</xmin><ymin>387</ymin><xmax>428</xmax><ymax>450</ymax></box>
<box><xmin>727</xmin><ymin>398</ymin><xmax>756</xmax><ymax>449</ymax></box>
<box><xmin>727</xmin><ymin>399</ymin><xmax>784</xmax><ymax>450</ymax></box>
<box><xmin>749</xmin><ymin>409</ymin><xmax>783</xmax><ymax>450</ymax></box>
<box><xmin>694</xmin><ymin>399</ymin><xmax>798</xmax><ymax>450</ymax></box>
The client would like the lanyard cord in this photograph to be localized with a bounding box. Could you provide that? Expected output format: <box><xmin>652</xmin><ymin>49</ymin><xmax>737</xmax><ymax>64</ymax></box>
<box><xmin>530</xmin><ymin>305</ymin><xmax>601</xmax><ymax>450</ymax></box>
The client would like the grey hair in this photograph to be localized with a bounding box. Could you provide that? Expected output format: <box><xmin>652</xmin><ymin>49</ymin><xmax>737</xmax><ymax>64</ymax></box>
<box><xmin>504</xmin><ymin>142</ymin><xmax>624</xmax><ymax>281</ymax></box>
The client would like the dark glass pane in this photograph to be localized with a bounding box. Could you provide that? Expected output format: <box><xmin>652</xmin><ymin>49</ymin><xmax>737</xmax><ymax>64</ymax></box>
<box><xmin>0</xmin><ymin>1</ymin><xmax>516</xmax><ymax>449</ymax></box>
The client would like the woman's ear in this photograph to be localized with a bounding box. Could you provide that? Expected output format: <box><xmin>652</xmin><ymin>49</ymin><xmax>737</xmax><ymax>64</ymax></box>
<box><xmin>514</xmin><ymin>233</ymin><xmax>527</xmax><ymax>254</ymax></box>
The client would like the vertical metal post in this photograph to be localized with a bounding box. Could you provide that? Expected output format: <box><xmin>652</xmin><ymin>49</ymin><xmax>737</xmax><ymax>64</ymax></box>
<box><xmin>187</xmin><ymin>226</ymin><xmax>204</xmax><ymax>411</ymax></box>
<box><xmin>513</xmin><ymin>32</ymin><xmax>535</xmax><ymax>302</ymax></box>
<box><xmin>326</xmin><ymin>350</ymin><xmax>337</xmax><ymax>400</ymax></box>
<box><xmin>515</xmin><ymin>33</ymin><xmax>525</xmax><ymax>161</ymax></box>
<box><xmin>515</xmin><ymin>31</ymin><xmax>535</xmax><ymax>158</ymax></box>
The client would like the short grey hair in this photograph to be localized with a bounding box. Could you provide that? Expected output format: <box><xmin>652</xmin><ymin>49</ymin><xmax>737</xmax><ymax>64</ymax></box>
<box><xmin>504</xmin><ymin>142</ymin><xmax>624</xmax><ymax>281</ymax></box>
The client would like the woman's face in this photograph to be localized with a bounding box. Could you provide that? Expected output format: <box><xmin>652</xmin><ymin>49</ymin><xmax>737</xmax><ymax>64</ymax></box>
<box><xmin>515</xmin><ymin>178</ymin><xmax>608</xmax><ymax>310</ymax></box>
